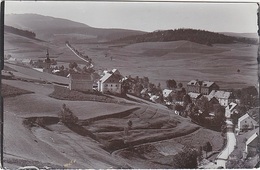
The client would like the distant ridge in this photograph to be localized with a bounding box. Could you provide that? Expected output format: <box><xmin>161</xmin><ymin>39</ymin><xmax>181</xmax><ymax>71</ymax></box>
<box><xmin>221</xmin><ymin>32</ymin><xmax>258</xmax><ymax>39</ymax></box>
<box><xmin>113</xmin><ymin>29</ymin><xmax>258</xmax><ymax>45</ymax></box>
<box><xmin>5</xmin><ymin>13</ymin><xmax>145</xmax><ymax>42</ymax></box>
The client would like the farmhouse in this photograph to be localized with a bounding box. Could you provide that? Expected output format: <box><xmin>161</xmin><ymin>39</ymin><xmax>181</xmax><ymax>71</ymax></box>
<box><xmin>208</xmin><ymin>90</ymin><xmax>234</xmax><ymax>107</ymax></box>
<box><xmin>187</xmin><ymin>80</ymin><xmax>219</xmax><ymax>95</ymax></box>
<box><xmin>225</xmin><ymin>102</ymin><xmax>238</xmax><ymax>118</ymax></box>
<box><xmin>238</xmin><ymin>113</ymin><xmax>258</xmax><ymax>132</ymax></box>
<box><xmin>188</xmin><ymin>92</ymin><xmax>202</xmax><ymax>102</ymax></box>
<box><xmin>245</xmin><ymin>131</ymin><xmax>259</xmax><ymax>157</ymax></box>
<box><xmin>69</xmin><ymin>73</ymin><xmax>94</xmax><ymax>92</ymax></box>
<box><xmin>22</xmin><ymin>58</ymin><xmax>33</xmax><ymax>65</ymax></box>
<box><xmin>97</xmin><ymin>69</ymin><xmax>122</xmax><ymax>94</ymax></box>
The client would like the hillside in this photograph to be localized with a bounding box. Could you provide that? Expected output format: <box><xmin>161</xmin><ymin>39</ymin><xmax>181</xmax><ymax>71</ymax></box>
<box><xmin>113</xmin><ymin>29</ymin><xmax>257</xmax><ymax>45</ymax></box>
<box><xmin>5</xmin><ymin>25</ymin><xmax>37</xmax><ymax>40</ymax></box>
<box><xmin>222</xmin><ymin>32</ymin><xmax>258</xmax><ymax>39</ymax></box>
<box><xmin>5</xmin><ymin>14</ymin><xmax>145</xmax><ymax>42</ymax></box>
<box><xmin>3</xmin><ymin>78</ymin><xmax>225</xmax><ymax>168</ymax></box>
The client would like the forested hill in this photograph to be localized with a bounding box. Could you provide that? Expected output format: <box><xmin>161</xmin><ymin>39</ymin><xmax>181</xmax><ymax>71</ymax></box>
<box><xmin>113</xmin><ymin>29</ymin><xmax>258</xmax><ymax>45</ymax></box>
<box><xmin>4</xmin><ymin>25</ymin><xmax>38</xmax><ymax>40</ymax></box>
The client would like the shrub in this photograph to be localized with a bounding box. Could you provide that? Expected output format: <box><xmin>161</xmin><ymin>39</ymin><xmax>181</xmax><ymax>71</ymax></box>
<box><xmin>58</xmin><ymin>104</ymin><xmax>78</xmax><ymax>124</ymax></box>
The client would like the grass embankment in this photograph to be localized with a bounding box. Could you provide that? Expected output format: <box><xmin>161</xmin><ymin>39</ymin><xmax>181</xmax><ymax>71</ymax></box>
<box><xmin>2</xmin><ymin>84</ymin><xmax>34</xmax><ymax>97</ymax></box>
<box><xmin>49</xmin><ymin>86</ymin><xmax>117</xmax><ymax>103</ymax></box>
<box><xmin>81</xmin><ymin>106</ymin><xmax>200</xmax><ymax>152</ymax></box>
<box><xmin>173</xmin><ymin>128</ymin><xmax>224</xmax><ymax>152</ymax></box>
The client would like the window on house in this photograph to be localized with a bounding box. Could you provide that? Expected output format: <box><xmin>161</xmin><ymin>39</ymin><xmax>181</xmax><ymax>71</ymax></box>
<box><xmin>115</xmin><ymin>85</ymin><xmax>118</xmax><ymax>87</ymax></box>
<box><xmin>111</xmin><ymin>84</ymin><xmax>113</xmax><ymax>87</ymax></box>
<box><xmin>105</xmin><ymin>84</ymin><xmax>108</xmax><ymax>87</ymax></box>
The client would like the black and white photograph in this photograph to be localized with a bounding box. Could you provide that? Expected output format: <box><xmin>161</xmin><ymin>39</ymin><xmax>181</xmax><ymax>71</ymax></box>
<box><xmin>1</xmin><ymin>1</ymin><xmax>259</xmax><ymax>169</ymax></box>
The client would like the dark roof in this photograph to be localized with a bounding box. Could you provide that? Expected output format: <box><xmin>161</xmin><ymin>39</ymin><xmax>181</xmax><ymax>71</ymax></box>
<box><xmin>69</xmin><ymin>73</ymin><xmax>92</xmax><ymax>80</ymax></box>
<box><xmin>187</xmin><ymin>80</ymin><xmax>216</xmax><ymax>87</ymax></box>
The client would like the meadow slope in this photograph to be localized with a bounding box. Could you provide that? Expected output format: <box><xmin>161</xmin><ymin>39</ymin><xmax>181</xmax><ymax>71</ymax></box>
<box><xmin>3</xmin><ymin>79</ymin><xmax>224</xmax><ymax>168</ymax></box>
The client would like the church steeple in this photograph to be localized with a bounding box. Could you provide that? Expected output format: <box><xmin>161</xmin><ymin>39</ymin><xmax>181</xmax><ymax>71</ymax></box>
<box><xmin>46</xmin><ymin>49</ymin><xmax>49</xmax><ymax>59</ymax></box>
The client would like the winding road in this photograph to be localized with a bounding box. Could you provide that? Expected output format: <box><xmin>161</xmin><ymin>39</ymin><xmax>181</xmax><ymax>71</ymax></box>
<box><xmin>66</xmin><ymin>43</ymin><xmax>94</xmax><ymax>68</ymax></box>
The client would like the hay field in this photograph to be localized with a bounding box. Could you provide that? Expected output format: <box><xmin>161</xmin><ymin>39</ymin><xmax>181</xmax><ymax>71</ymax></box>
<box><xmin>74</xmin><ymin>41</ymin><xmax>257</xmax><ymax>89</ymax></box>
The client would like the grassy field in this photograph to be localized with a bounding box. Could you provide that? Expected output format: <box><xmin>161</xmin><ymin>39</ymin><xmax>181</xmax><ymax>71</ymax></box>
<box><xmin>49</xmin><ymin>85</ymin><xmax>118</xmax><ymax>103</ymax></box>
<box><xmin>4</xmin><ymin>63</ymin><xmax>69</xmax><ymax>85</ymax></box>
<box><xmin>5</xmin><ymin>30</ymin><xmax>257</xmax><ymax>88</ymax></box>
<box><xmin>4</xmin><ymin>30</ymin><xmax>252</xmax><ymax>168</ymax></box>
<box><xmin>5</xmin><ymin>30</ymin><xmax>257</xmax><ymax>89</ymax></box>
<box><xmin>2</xmin><ymin>78</ymin><xmax>226</xmax><ymax>168</ymax></box>
<box><xmin>2</xmin><ymin>83</ymin><xmax>34</xmax><ymax>97</ymax></box>
<box><xmin>73</xmin><ymin>41</ymin><xmax>257</xmax><ymax>89</ymax></box>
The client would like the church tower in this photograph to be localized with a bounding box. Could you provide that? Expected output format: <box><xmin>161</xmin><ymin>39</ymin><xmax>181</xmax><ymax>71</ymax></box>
<box><xmin>44</xmin><ymin>49</ymin><xmax>51</xmax><ymax>70</ymax></box>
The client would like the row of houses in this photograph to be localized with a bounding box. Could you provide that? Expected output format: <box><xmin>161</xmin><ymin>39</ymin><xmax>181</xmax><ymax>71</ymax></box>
<box><xmin>187</xmin><ymin>80</ymin><xmax>236</xmax><ymax>107</ymax></box>
<box><xmin>162</xmin><ymin>80</ymin><xmax>235</xmax><ymax>109</ymax></box>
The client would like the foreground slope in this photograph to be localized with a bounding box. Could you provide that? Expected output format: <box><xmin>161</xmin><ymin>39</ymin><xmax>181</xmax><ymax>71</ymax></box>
<box><xmin>3</xmin><ymin>79</ymin><xmax>224</xmax><ymax>168</ymax></box>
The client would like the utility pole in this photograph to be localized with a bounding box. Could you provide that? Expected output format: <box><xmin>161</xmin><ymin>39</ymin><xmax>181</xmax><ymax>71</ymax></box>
<box><xmin>0</xmin><ymin>0</ymin><xmax>4</xmax><ymax>168</ymax></box>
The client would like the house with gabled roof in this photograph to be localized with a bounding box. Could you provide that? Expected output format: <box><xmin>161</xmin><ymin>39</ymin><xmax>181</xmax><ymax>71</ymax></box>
<box><xmin>22</xmin><ymin>58</ymin><xmax>33</xmax><ymax>65</ymax></box>
<box><xmin>187</xmin><ymin>80</ymin><xmax>219</xmax><ymax>95</ymax></box>
<box><xmin>208</xmin><ymin>90</ymin><xmax>234</xmax><ymax>106</ymax></box>
<box><xmin>238</xmin><ymin>113</ymin><xmax>258</xmax><ymax>132</ymax></box>
<box><xmin>97</xmin><ymin>69</ymin><xmax>122</xmax><ymax>94</ymax></box>
<box><xmin>245</xmin><ymin>132</ymin><xmax>259</xmax><ymax>157</ymax></box>
<box><xmin>188</xmin><ymin>92</ymin><xmax>202</xmax><ymax>102</ymax></box>
<box><xmin>69</xmin><ymin>73</ymin><xmax>94</xmax><ymax>92</ymax></box>
<box><xmin>225</xmin><ymin>102</ymin><xmax>238</xmax><ymax>118</ymax></box>
<box><xmin>163</xmin><ymin>89</ymin><xmax>174</xmax><ymax>98</ymax></box>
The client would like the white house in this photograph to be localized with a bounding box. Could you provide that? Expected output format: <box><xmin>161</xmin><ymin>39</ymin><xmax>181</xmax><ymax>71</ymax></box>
<box><xmin>22</xmin><ymin>58</ymin><xmax>33</xmax><ymax>65</ymax></box>
<box><xmin>163</xmin><ymin>89</ymin><xmax>174</xmax><ymax>98</ymax></box>
<box><xmin>150</xmin><ymin>95</ymin><xmax>160</xmax><ymax>103</ymax></box>
<box><xmin>238</xmin><ymin>113</ymin><xmax>258</xmax><ymax>132</ymax></box>
<box><xmin>69</xmin><ymin>73</ymin><xmax>94</xmax><ymax>92</ymax></box>
<box><xmin>225</xmin><ymin>102</ymin><xmax>238</xmax><ymax>118</ymax></box>
<box><xmin>188</xmin><ymin>92</ymin><xmax>202</xmax><ymax>102</ymax></box>
<box><xmin>97</xmin><ymin>69</ymin><xmax>122</xmax><ymax>94</ymax></box>
<box><xmin>245</xmin><ymin>132</ymin><xmax>258</xmax><ymax>157</ymax></box>
<box><xmin>208</xmin><ymin>90</ymin><xmax>234</xmax><ymax>106</ymax></box>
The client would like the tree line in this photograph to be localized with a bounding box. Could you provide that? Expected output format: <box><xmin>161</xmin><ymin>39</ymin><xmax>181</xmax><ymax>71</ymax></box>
<box><xmin>114</xmin><ymin>28</ymin><xmax>257</xmax><ymax>45</ymax></box>
<box><xmin>5</xmin><ymin>25</ymin><xmax>36</xmax><ymax>39</ymax></box>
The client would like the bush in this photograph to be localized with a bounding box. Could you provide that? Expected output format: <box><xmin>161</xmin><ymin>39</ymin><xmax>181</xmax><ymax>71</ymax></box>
<box><xmin>58</xmin><ymin>104</ymin><xmax>78</xmax><ymax>124</ymax></box>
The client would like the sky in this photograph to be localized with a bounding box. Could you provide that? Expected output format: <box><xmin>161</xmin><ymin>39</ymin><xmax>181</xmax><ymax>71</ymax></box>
<box><xmin>5</xmin><ymin>1</ymin><xmax>258</xmax><ymax>33</ymax></box>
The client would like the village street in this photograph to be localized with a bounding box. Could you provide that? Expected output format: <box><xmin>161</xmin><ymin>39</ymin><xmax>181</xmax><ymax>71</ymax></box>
<box><xmin>215</xmin><ymin>120</ymin><xmax>236</xmax><ymax>168</ymax></box>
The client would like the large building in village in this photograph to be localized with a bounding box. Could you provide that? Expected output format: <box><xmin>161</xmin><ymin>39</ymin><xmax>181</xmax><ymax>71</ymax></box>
<box><xmin>69</xmin><ymin>73</ymin><xmax>94</xmax><ymax>92</ymax></box>
<box><xmin>187</xmin><ymin>80</ymin><xmax>219</xmax><ymax>95</ymax></box>
<box><xmin>98</xmin><ymin>69</ymin><xmax>122</xmax><ymax>94</ymax></box>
